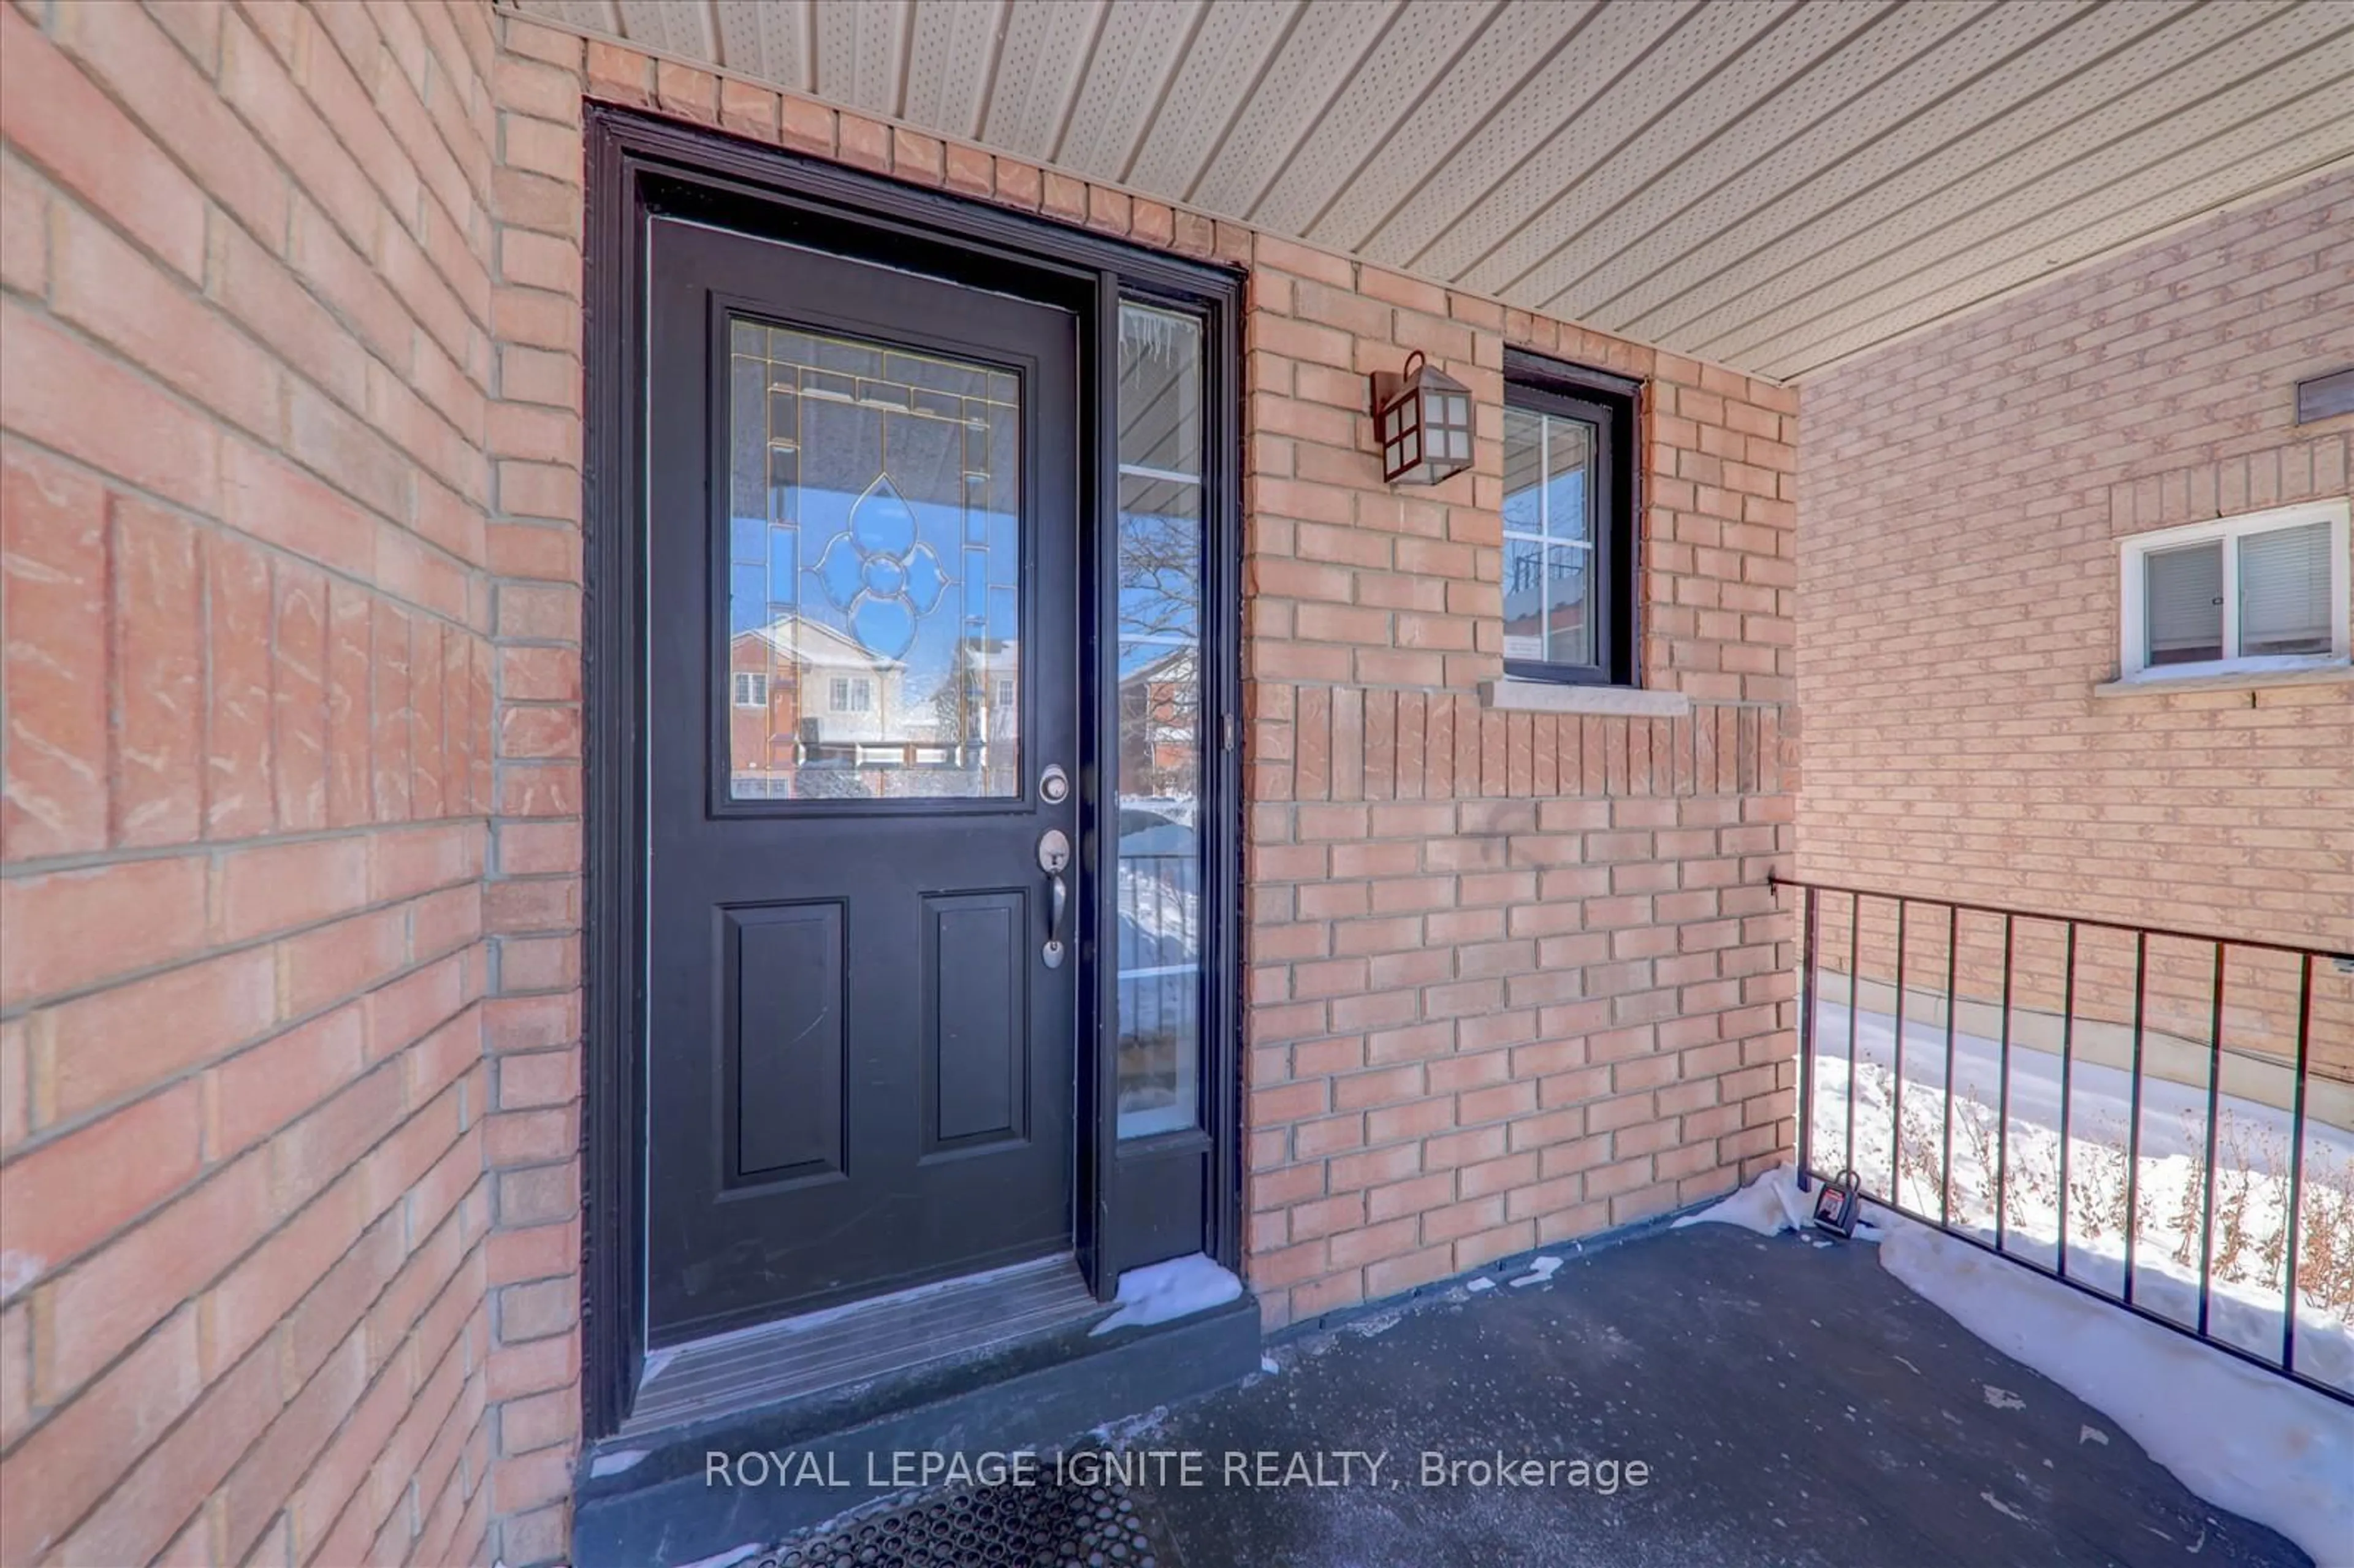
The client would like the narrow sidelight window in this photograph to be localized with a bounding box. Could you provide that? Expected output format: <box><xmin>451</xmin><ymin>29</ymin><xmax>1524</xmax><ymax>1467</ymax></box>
<box><xmin>1113</xmin><ymin>302</ymin><xmax>1207</xmax><ymax>1138</ymax></box>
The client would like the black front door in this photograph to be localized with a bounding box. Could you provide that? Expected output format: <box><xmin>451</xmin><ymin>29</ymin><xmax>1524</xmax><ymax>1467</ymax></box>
<box><xmin>645</xmin><ymin>219</ymin><xmax>1080</xmax><ymax>1344</ymax></box>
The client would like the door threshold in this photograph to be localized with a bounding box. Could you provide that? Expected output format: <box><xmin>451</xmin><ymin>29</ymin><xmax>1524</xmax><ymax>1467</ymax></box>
<box><xmin>574</xmin><ymin>1287</ymin><xmax>1262</xmax><ymax>1568</ymax></box>
<box><xmin>623</xmin><ymin>1254</ymin><xmax>1097</xmax><ymax>1437</ymax></box>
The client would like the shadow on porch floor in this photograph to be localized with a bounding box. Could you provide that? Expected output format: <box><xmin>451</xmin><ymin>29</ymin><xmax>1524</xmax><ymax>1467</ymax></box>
<box><xmin>766</xmin><ymin>1222</ymin><xmax>2306</xmax><ymax>1568</ymax></box>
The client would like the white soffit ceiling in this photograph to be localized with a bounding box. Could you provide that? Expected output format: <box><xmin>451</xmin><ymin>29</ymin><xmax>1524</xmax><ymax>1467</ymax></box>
<box><xmin>511</xmin><ymin>0</ymin><xmax>2354</xmax><ymax>381</ymax></box>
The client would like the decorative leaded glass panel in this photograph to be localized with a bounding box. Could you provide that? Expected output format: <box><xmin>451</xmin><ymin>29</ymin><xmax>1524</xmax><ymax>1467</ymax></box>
<box><xmin>725</xmin><ymin>318</ymin><xmax>1020</xmax><ymax>800</ymax></box>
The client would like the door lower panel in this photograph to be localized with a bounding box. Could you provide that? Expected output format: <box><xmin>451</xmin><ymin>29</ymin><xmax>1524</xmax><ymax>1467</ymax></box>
<box><xmin>726</xmin><ymin>901</ymin><xmax>845</xmax><ymax>1184</ymax></box>
<box><xmin>924</xmin><ymin>891</ymin><xmax>1029</xmax><ymax>1152</ymax></box>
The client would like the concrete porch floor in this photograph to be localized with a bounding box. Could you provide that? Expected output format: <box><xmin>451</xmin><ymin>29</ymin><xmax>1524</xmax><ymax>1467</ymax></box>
<box><xmin>764</xmin><ymin>1222</ymin><xmax>2306</xmax><ymax>1568</ymax></box>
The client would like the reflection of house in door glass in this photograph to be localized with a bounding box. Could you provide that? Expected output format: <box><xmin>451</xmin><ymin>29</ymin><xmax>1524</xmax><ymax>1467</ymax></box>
<box><xmin>1117</xmin><ymin>647</ymin><xmax>1198</xmax><ymax>799</ymax></box>
<box><xmin>724</xmin><ymin>318</ymin><xmax>1023</xmax><ymax>800</ymax></box>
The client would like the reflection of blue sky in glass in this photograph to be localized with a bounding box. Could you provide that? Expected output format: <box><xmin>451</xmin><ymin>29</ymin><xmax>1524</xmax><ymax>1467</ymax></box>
<box><xmin>1118</xmin><ymin>554</ymin><xmax>1198</xmax><ymax>675</ymax></box>
<box><xmin>724</xmin><ymin>318</ymin><xmax>1027</xmax><ymax>798</ymax></box>
<box><xmin>728</xmin><ymin>354</ymin><xmax>1020</xmax><ymax>723</ymax></box>
<box><xmin>1503</xmin><ymin>468</ymin><xmax>1587</xmax><ymax>545</ymax></box>
<box><xmin>1503</xmin><ymin>406</ymin><xmax>1595</xmax><ymax>665</ymax></box>
<box><xmin>1114</xmin><ymin>302</ymin><xmax>1206</xmax><ymax>1138</ymax></box>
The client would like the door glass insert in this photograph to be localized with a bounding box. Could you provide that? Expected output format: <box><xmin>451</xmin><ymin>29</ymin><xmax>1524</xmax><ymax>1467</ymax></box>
<box><xmin>1502</xmin><ymin>406</ymin><xmax>1596</xmax><ymax>669</ymax></box>
<box><xmin>726</xmin><ymin>318</ymin><xmax>1021</xmax><ymax>800</ymax></box>
<box><xmin>1114</xmin><ymin>303</ymin><xmax>1204</xmax><ymax>1138</ymax></box>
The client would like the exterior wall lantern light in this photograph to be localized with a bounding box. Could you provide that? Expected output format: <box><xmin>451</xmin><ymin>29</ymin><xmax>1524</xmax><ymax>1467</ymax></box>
<box><xmin>1372</xmin><ymin>349</ymin><xmax>1473</xmax><ymax>485</ymax></box>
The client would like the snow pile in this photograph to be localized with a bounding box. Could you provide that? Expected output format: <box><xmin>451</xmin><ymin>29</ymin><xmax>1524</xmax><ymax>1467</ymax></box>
<box><xmin>1880</xmin><ymin>1214</ymin><xmax>2354</xmax><ymax>1567</ymax></box>
<box><xmin>1685</xmin><ymin>1168</ymin><xmax>2354</xmax><ymax>1566</ymax></box>
<box><xmin>1674</xmin><ymin>1165</ymin><xmax>1812</xmax><ymax>1237</ymax></box>
<box><xmin>1089</xmin><ymin>1253</ymin><xmax>1242</xmax><ymax>1336</ymax></box>
<box><xmin>1806</xmin><ymin>1000</ymin><xmax>2354</xmax><ymax>1382</ymax></box>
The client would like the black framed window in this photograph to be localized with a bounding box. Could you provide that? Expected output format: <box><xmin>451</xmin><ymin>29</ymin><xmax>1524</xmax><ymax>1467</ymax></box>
<box><xmin>1501</xmin><ymin>353</ymin><xmax>1638</xmax><ymax>687</ymax></box>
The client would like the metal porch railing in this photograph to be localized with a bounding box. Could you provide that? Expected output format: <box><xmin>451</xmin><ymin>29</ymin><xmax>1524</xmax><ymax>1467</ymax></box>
<box><xmin>1776</xmin><ymin>875</ymin><xmax>2353</xmax><ymax>1407</ymax></box>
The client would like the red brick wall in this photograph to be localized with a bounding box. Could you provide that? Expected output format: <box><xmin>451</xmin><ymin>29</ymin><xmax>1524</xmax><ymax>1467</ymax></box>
<box><xmin>530</xmin><ymin>19</ymin><xmax>1801</xmax><ymax>1341</ymax></box>
<box><xmin>1</xmin><ymin>6</ymin><xmax>1801</xmax><ymax>1562</ymax></box>
<box><xmin>471</xmin><ymin>18</ymin><xmax>595</xmax><ymax>1564</ymax></box>
<box><xmin>0</xmin><ymin>1</ymin><xmax>562</xmax><ymax>1561</ymax></box>
<box><xmin>1240</xmin><ymin>260</ymin><xmax>1800</xmax><ymax>1329</ymax></box>
<box><xmin>1797</xmin><ymin>169</ymin><xmax>2354</xmax><ymax>1072</ymax></box>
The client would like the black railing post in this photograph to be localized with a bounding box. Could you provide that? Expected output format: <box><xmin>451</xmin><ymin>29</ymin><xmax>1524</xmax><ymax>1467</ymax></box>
<box><xmin>2057</xmin><ymin>922</ymin><xmax>2076</xmax><ymax>1282</ymax></box>
<box><xmin>1891</xmin><ymin>898</ymin><xmax>1909</xmax><ymax>1202</ymax></box>
<box><xmin>2197</xmin><ymin>943</ymin><xmax>2227</xmax><ymax>1339</ymax></box>
<box><xmin>2124</xmin><ymin>931</ymin><xmax>2147</xmax><ymax>1306</ymax></box>
<box><xmin>1995</xmin><ymin>913</ymin><xmax>2014</xmax><ymax>1254</ymax></box>
<box><xmin>1845</xmin><ymin>892</ymin><xmax>1861</xmax><ymax>1174</ymax></box>
<box><xmin>1941</xmin><ymin>905</ymin><xmax>1958</xmax><ymax>1228</ymax></box>
<box><xmin>1797</xmin><ymin>885</ymin><xmax>1818</xmax><ymax>1188</ymax></box>
<box><xmin>2282</xmin><ymin>952</ymin><xmax>2313</xmax><ymax>1376</ymax></box>
<box><xmin>1766</xmin><ymin>877</ymin><xmax>2347</xmax><ymax>1407</ymax></box>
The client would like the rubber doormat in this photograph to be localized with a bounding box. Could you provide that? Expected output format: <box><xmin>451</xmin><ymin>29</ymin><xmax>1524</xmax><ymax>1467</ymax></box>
<box><xmin>763</xmin><ymin>1475</ymin><xmax>1178</xmax><ymax>1567</ymax></box>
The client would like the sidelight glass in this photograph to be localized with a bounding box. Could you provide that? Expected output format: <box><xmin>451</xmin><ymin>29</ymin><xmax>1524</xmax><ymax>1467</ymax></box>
<box><xmin>1114</xmin><ymin>303</ymin><xmax>1205</xmax><ymax>1138</ymax></box>
<box><xmin>725</xmin><ymin>318</ymin><xmax>1021</xmax><ymax>800</ymax></box>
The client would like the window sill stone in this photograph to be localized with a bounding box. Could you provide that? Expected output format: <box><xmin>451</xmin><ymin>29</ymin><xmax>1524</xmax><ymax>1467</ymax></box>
<box><xmin>2090</xmin><ymin>661</ymin><xmax>2354</xmax><ymax>699</ymax></box>
<box><xmin>1477</xmin><ymin>680</ymin><xmax>1693</xmax><ymax>717</ymax></box>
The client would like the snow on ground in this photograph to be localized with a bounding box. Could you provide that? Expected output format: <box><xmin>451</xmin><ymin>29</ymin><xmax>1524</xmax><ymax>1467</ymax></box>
<box><xmin>1507</xmin><ymin>1255</ymin><xmax>1563</xmax><ymax>1288</ymax></box>
<box><xmin>1672</xmin><ymin>1166</ymin><xmax>1810</xmax><ymax>1238</ymax></box>
<box><xmin>1685</xmin><ymin>1167</ymin><xmax>2354</xmax><ymax>1567</ymax></box>
<box><xmin>1805</xmin><ymin>1000</ymin><xmax>2354</xmax><ymax>1388</ymax></box>
<box><xmin>1088</xmin><ymin>1253</ymin><xmax>1241</xmax><ymax>1336</ymax></box>
<box><xmin>1881</xmin><ymin>1216</ymin><xmax>2354</xmax><ymax>1568</ymax></box>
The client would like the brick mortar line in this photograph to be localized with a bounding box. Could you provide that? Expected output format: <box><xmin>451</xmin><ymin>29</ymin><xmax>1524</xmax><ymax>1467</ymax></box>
<box><xmin>0</xmin><ymin>185</ymin><xmax>493</xmax><ymax>516</ymax></box>
<box><xmin>0</xmin><ymin>416</ymin><xmax>495</xmax><ymax>639</ymax></box>
<box><xmin>1</xmin><ymin>900</ymin><xmax>486</xmax><ymax>1139</ymax></box>
<box><xmin>12</xmin><ymin>7</ymin><xmax>501</xmax><ymax>414</ymax></box>
<box><xmin>1245</xmin><ymin>1105</ymin><xmax>1792</xmax><ymax>1176</ymax></box>
<box><xmin>0</xmin><ymin>813</ymin><xmax>488</xmax><ymax>883</ymax></box>
<box><xmin>12</xmin><ymin>1154</ymin><xmax>494</xmax><ymax>1561</ymax></box>
<box><xmin>6</xmin><ymin>1059</ymin><xmax>487</xmax><ymax>1434</ymax></box>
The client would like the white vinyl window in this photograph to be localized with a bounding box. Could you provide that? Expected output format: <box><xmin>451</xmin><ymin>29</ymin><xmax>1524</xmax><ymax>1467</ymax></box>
<box><xmin>731</xmin><ymin>671</ymin><xmax>768</xmax><ymax>707</ymax></box>
<box><xmin>828</xmin><ymin>676</ymin><xmax>872</xmax><ymax>713</ymax></box>
<box><xmin>2117</xmin><ymin>500</ymin><xmax>2350</xmax><ymax>679</ymax></box>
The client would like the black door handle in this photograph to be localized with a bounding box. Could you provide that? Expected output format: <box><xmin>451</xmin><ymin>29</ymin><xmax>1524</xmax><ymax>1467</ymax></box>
<box><xmin>1039</xmin><ymin>829</ymin><xmax>1070</xmax><ymax>969</ymax></box>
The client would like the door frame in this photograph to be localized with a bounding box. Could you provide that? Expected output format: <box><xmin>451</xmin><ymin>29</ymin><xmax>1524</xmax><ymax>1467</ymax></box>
<box><xmin>581</xmin><ymin>105</ymin><xmax>1244</xmax><ymax>1439</ymax></box>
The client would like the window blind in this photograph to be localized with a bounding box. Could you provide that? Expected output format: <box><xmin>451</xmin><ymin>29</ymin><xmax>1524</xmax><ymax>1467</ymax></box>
<box><xmin>2238</xmin><ymin>520</ymin><xmax>2333</xmax><ymax>656</ymax></box>
<box><xmin>2144</xmin><ymin>542</ymin><xmax>2223</xmax><ymax>663</ymax></box>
